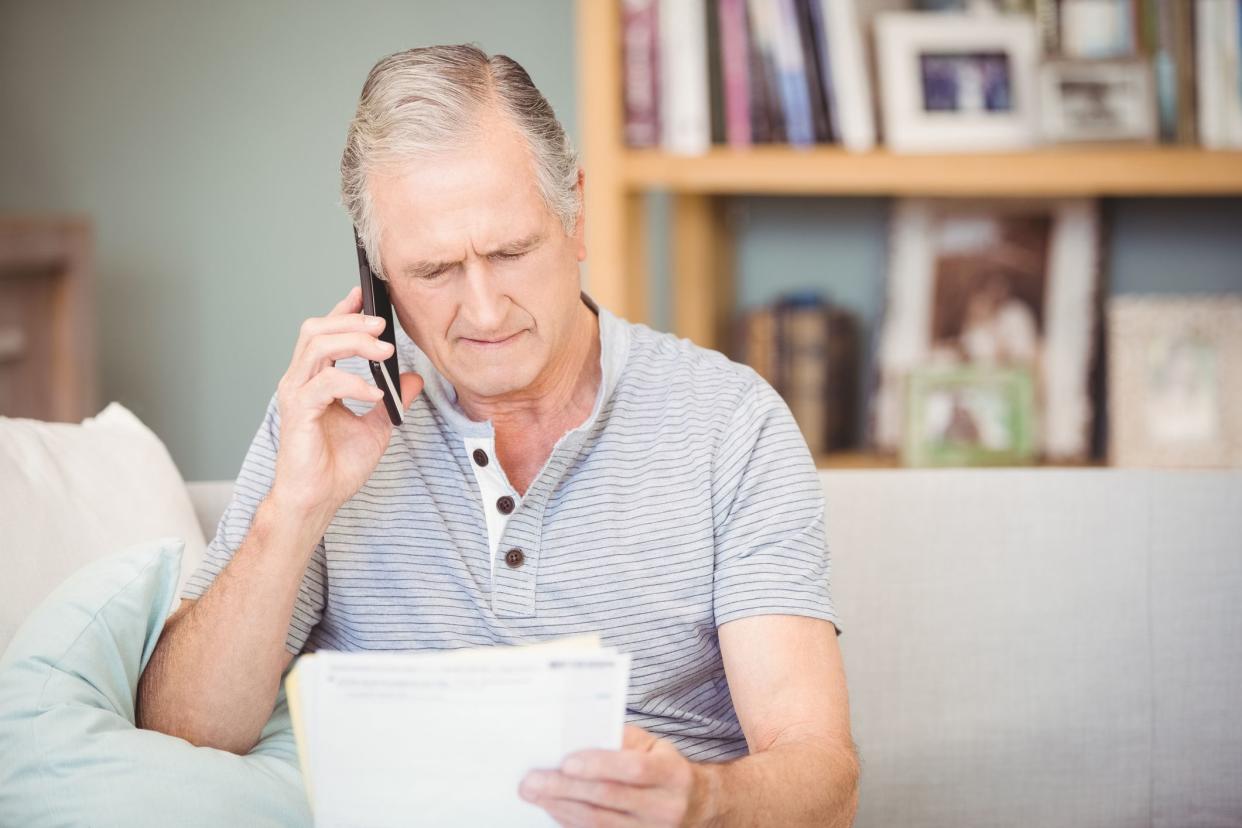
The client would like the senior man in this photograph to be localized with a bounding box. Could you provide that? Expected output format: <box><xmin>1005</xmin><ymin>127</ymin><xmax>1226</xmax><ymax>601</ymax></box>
<box><xmin>137</xmin><ymin>44</ymin><xmax>858</xmax><ymax>826</ymax></box>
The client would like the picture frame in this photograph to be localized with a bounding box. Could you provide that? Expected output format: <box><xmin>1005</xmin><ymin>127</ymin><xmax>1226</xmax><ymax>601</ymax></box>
<box><xmin>902</xmin><ymin>365</ymin><xmax>1037</xmax><ymax>467</ymax></box>
<box><xmin>874</xmin><ymin>11</ymin><xmax>1040</xmax><ymax>153</ymax></box>
<box><xmin>1108</xmin><ymin>296</ymin><xmax>1242</xmax><ymax>468</ymax></box>
<box><xmin>871</xmin><ymin>198</ymin><xmax>1101</xmax><ymax>462</ymax></box>
<box><xmin>1039</xmin><ymin>59</ymin><xmax>1158</xmax><ymax>143</ymax></box>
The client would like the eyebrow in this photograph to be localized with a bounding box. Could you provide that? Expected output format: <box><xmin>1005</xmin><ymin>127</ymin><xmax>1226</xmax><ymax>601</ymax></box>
<box><xmin>400</xmin><ymin>230</ymin><xmax>544</xmax><ymax>280</ymax></box>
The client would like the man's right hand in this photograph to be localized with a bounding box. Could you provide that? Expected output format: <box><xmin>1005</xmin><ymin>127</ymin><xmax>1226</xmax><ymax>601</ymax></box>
<box><xmin>271</xmin><ymin>285</ymin><xmax>423</xmax><ymax>527</ymax></box>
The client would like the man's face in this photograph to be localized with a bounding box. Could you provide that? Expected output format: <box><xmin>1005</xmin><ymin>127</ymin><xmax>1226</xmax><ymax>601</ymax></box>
<box><xmin>368</xmin><ymin>112</ymin><xmax>586</xmax><ymax>401</ymax></box>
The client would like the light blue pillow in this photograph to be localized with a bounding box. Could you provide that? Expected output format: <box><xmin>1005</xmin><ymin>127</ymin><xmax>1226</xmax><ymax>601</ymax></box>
<box><xmin>0</xmin><ymin>538</ymin><xmax>311</xmax><ymax>826</ymax></box>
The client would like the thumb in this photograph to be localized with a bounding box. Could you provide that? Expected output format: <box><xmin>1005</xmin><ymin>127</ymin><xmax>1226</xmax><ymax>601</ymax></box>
<box><xmin>399</xmin><ymin>371</ymin><xmax>424</xmax><ymax>411</ymax></box>
<box><xmin>622</xmin><ymin>724</ymin><xmax>659</xmax><ymax>752</ymax></box>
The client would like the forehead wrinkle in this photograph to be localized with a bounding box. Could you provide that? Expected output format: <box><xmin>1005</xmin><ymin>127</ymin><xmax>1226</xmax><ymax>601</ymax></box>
<box><xmin>402</xmin><ymin>228</ymin><xmax>545</xmax><ymax>279</ymax></box>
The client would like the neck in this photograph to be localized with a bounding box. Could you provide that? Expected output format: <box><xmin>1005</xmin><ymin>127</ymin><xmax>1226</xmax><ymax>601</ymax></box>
<box><xmin>456</xmin><ymin>301</ymin><xmax>601</xmax><ymax>435</ymax></box>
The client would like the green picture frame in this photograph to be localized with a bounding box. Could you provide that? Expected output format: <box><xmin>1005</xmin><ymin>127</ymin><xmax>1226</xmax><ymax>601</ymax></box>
<box><xmin>902</xmin><ymin>365</ymin><xmax>1038</xmax><ymax>467</ymax></box>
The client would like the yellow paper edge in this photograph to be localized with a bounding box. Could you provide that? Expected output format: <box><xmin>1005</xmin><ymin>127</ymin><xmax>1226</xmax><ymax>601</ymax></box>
<box><xmin>284</xmin><ymin>654</ymin><xmax>315</xmax><ymax>804</ymax></box>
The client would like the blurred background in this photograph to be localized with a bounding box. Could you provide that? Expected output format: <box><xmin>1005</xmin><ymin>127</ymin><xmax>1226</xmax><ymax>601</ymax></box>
<box><xmin>2</xmin><ymin>0</ymin><xmax>1241</xmax><ymax>480</ymax></box>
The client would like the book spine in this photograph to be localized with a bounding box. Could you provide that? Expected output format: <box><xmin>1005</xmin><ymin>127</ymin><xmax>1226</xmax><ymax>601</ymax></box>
<box><xmin>793</xmin><ymin>0</ymin><xmax>833</xmax><ymax>143</ymax></box>
<box><xmin>740</xmin><ymin>306</ymin><xmax>778</xmax><ymax>388</ymax></box>
<box><xmin>781</xmin><ymin>302</ymin><xmax>829</xmax><ymax>457</ymax></box>
<box><xmin>719</xmin><ymin>0</ymin><xmax>753</xmax><ymax>147</ymax></box>
<box><xmin>822</xmin><ymin>0</ymin><xmax>876</xmax><ymax>152</ymax></box>
<box><xmin>772</xmin><ymin>0</ymin><xmax>817</xmax><ymax>146</ymax></box>
<box><xmin>745</xmin><ymin>0</ymin><xmax>775</xmax><ymax>143</ymax></box>
<box><xmin>623</xmin><ymin>0</ymin><xmax>661</xmax><ymax>148</ymax></box>
<box><xmin>806</xmin><ymin>0</ymin><xmax>839</xmax><ymax>142</ymax></box>
<box><xmin>823</xmin><ymin>308</ymin><xmax>860</xmax><ymax>452</ymax></box>
<box><xmin>747</xmin><ymin>0</ymin><xmax>789</xmax><ymax>143</ymax></box>
<box><xmin>1174</xmin><ymin>0</ymin><xmax>1200</xmax><ymax>144</ymax></box>
<box><xmin>660</xmin><ymin>0</ymin><xmax>713</xmax><ymax>154</ymax></box>
<box><xmin>706</xmin><ymin>0</ymin><xmax>727</xmax><ymax>145</ymax></box>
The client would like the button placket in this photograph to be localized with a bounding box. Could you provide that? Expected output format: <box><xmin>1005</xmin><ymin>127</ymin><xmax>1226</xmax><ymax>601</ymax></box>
<box><xmin>491</xmin><ymin>488</ymin><xmax>547</xmax><ymax>618</ymax></box>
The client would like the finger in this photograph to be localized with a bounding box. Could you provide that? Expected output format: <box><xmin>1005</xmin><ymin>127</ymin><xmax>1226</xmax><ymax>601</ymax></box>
<box><xmin>290</xmin><ymin>313</ymin><xmax>386</xmax><ymax>383</ymax></box>
<box><xmin>561</xmin><ymin>750</ymin><xmax>657</xmax><ymax>787</ymax></box>
<box><xmin>291</xmin><ymin>332</ymin><xmax>394</xmax><ymax>386</ymax></box>
<box><xmin>301</xmin><ymin>311</ymin><xmax>386</xmax><ymax>342</ymax></box>
<box><xmin>622</xmin><ymin>724</ymin><xmax>659</xmax><ymax>752</ymax></box>
<box><xmin>521</xmin><ymin>771</ymin><xmax>650</xmax><ymax>814</ymax></box>
<box><xmin>296</xmin><ymin>366</ymin><xmax>383</xmax><ymax>411</ymax></box>
<box><xmin>538</xmin><ymin>799</ymin><xmax>636</xmax><ymax>828</ymax></box>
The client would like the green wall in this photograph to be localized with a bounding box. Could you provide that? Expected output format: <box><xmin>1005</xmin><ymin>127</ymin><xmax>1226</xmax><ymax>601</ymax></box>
<box><xmin>3</xmin><ymin>1</ymin><xmax>1240</xmax><ymax>480</ymax></box>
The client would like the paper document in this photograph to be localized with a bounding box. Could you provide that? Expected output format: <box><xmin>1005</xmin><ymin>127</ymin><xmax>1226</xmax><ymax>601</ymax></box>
<box><xmin>284</xmin><ymin>636</ymin><xmax>630</xmax><ymax>827</ymax></box>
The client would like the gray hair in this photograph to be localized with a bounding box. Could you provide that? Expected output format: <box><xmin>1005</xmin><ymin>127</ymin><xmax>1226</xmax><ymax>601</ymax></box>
<box><xmin>340</xmin><ymin>44</ymin><xmax>581</xmax><ymax>280</ymax></box>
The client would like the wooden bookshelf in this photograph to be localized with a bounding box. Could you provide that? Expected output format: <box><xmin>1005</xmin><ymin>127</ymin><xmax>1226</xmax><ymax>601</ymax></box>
<box><xmin>577</xmin><ymin>0</ymin><xmax>1242</xmax><ymax>342</ymax></box>
<box><xmin>575</xmin><ymin>0</ymin><xmax>1242</xmax><ymax>469</ymax></box>
<box><xmin>623</xmin><ymin>145</ymin><xmax>1242</xmax><ymax>197</ymax></box>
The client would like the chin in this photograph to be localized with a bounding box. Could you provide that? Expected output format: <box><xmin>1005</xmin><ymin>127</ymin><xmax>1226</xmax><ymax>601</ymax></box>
<box><xmin>455</xmin><ymin>364</ymin><xmax>540</xmax><ymax>399</ymax></box>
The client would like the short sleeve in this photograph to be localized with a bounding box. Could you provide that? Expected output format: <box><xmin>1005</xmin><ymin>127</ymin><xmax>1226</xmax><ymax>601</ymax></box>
<box><xmin>180</xmin><ymin>393</ymin><xmax>328</xmax><ymax>655</ymax></box>
<box><xmin>711</xmin><ymin>378</ymin><xmax>841</xmax><ymax>634</ymax></box>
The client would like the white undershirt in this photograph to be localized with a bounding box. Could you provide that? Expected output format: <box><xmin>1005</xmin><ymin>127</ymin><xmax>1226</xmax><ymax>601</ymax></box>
<box><xmin>462</xmin><ymin>435</ymin><xmax>519</xmax><ymax>584</ymax></box>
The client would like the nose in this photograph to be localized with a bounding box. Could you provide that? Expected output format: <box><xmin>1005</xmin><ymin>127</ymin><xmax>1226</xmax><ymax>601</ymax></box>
<box><xmin>459</xmin><ymin>258</ymin><xmax>508</xmax><ymax>337</ymax></box>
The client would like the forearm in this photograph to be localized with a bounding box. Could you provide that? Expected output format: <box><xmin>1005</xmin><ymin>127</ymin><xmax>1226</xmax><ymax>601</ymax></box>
<box><xmin>136</xmin><ymin>492</ymin><xmax>327</xmax><ymax>754</ymax></box>
<box><xmin>694</xmin><ymin>738</ymin><xmax>859</xmax><ymax>828</ymax></box>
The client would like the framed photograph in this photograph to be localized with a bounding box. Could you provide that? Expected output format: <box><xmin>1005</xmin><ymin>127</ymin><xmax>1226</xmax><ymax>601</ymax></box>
<box><xmin>1039</xmin><ymin>60</ymin><xmax>1158</xmax><ymax>143</ymax></box>
<box><xmin>875</xmin><ymin>12</ymin><xmax>1040</xmax><ymax>153</ymax></box>
<box><xmin>871</xmin><ymin>198</ymin><xmax>1101</xmax><ymax>461</ymax></box>
<box><xmin>1109</xmin><ymin>296</ymin><xmax>1242</xmax><ymax>468</ymax></box>
<box><xmin>902</xmin><ymin>365</ymin><xmax>1037</xmax><ymax>467</ymax></box>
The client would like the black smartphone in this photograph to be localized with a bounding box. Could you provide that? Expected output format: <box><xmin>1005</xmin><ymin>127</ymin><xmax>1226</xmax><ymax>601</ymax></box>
<box><xmin>354</xmin><ymin>228</ymin><xmax>404</xmax><ymax>426</ymax></box>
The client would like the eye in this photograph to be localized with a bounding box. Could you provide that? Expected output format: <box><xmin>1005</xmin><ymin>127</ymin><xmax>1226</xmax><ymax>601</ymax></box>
<box><xmin>418</xmin><ymin>264</ymin><xmax>452</xmax><ymax>281</ymax></box>
<box><xmin>492</xmin><ymin>250</ymin><xmax>527</xmax><ymax>261</ymax></box>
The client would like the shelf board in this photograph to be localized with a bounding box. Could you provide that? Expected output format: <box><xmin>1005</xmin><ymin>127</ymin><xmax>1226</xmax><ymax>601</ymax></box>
<box><xmin>623</xmin><ymin>145</ymin><xmax>1242</xmax><ymax>197</ymax></box>
<box><xmin>814</xmin><ymin>452</ymin><xmax>1108</xmax><ymax>470</ymax></box>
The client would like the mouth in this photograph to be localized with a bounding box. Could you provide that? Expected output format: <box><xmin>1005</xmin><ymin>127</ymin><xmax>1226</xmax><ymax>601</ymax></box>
<box><xmin>461</xmin><ymin>331</ymin><xmax>524</xmax><ymax>349</ymax></box>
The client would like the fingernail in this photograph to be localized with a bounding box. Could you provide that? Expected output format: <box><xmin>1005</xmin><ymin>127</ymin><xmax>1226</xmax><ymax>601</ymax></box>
<box><xmin>366</xmin><ymin>316</ymin><xmax>383</xmax><ymax>328</ymax></box>
<box><xmin>521</xmin><ymin>773</ymin><xmax>547</xmax><ymax>796</ymax></box>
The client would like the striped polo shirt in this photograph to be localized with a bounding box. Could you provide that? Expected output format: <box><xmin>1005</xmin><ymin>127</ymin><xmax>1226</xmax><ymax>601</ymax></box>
<box><xmin>184</xmin><ymin>292</ymin><xmax>839</xmax><ymax>762</ymax></box>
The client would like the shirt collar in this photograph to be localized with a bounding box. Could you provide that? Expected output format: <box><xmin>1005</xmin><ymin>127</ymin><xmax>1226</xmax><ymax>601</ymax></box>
<box><xmin>393</xmin><ymin>291</ymin><xmax>629</xmax><ymax>443</ymax></box>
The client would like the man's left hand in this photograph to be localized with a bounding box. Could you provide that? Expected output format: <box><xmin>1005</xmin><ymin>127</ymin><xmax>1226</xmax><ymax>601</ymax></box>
<box><xmin>519</xmin><ymin>724</ymin><xmax>714</xmax><ymax>827</ymax></box>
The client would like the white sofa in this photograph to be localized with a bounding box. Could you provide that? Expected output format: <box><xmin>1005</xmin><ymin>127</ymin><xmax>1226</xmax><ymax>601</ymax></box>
<box><xmin>183</xmin><ymin>471</ymin><xmax>1242</xmax><ymax>828</ymax></box>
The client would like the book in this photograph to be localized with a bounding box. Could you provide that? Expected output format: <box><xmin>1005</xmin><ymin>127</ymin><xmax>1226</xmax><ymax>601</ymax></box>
<box><xmin>799</xmin><ymin>0</ymin><xmax>839</xmax><ymax>140</ymax></box>
<box><xmin>660</xmin><ymin>0</ymin><xmax>713</xmax><ymax>154</ymax></box>
<box><xmin>286</xmin><ymin>635</ymin><xmax>630</xmax><ymax>827</ymax></box>
<box><xmin>771</xmin><ymin>0</ymin><xmax>818</xmax><ymax>146</ymax></box>
<box><xmin>819</xmin><ymin>0</ymin><xmax>877</xmax><ymax>152</ymax></box>
<box><xmin>1173</xmin><ymin>0</ymin><xmax>1200</xmax><ymax>144</ymax></box>
<box><xmin>746</xmin><ymin>0</ymin><xmax>781</xmax><ymax>142</ymax></box>
<box><xmin>736</xmin><ymin>296</ymin><xmax>859</xmax><ymax>456</ymax></box>
<box><xmin>719</xmin><ymin>0</ymin><xmax>755</xmax><ymax>147</ymax></box>
<box><xmin>795</xmin><ymin>0</ymin><xmax>836</xmax><ymax>142</ymax></box>
<box><xmin>622</xmin><ymin>0</ymin><xmax>661</xmax><ymax>148</ymax></box>
<box><xmin>747</xmin><ymin>0</ymin><xmax>790</xmax><ymax>143</ymax></box>
<box><xmin>707</xmin><ymin>0</ymin><xmax>727</xmax><ymax>144</ymax></box>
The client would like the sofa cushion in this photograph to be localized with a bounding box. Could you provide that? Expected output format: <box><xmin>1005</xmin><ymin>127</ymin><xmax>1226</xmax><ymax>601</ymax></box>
<box><xmin>0</xmin><ymin>537</ymin><xmax>309</xmax><ymax>827</ymax></box>
<box><xmin>0</xmin><ymin>402</ymin><xmax>207</xmax><ymax>651</ymax></box>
